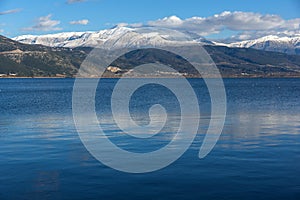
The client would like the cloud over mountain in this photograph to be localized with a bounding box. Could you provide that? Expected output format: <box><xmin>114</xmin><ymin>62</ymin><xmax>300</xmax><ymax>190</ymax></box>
<box><xmin>14</xmin><ymin>11</ymin><xmax>300</xmax><ymax>42</ymax></box>
<box><xmin>23</xmin><ymin>14</ymin><xmax>61</xmax><ymax>31</ymax></box>
<box><xmin>69</xmin><ymin>19</ymin><xmax>89</xmax><ymax>25</ymax></box>
<box><xmin>145</xmin><ymin>11</ymin><xmax>300</xmax><ymax>40</ymax></box>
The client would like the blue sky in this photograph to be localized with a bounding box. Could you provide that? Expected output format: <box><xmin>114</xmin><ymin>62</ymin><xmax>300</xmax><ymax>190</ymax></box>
<box><xmin>0</xmin><ymin>0</ymin><xmax>300</xmax><ymax>39</ymax></box>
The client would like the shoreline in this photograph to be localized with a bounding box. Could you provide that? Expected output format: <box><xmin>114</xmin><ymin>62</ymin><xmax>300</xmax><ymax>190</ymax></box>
<box><xmin>1</xmin><ymin>76</ymin><xmax>300</xmax><ymax>79</ymax></box>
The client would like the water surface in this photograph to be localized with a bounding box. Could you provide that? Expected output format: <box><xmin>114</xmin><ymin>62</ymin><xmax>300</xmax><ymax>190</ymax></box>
<box><xmin>0</xmin><ymin>78</ymin><xmax>299</xmax><ymax>199</ymax></box>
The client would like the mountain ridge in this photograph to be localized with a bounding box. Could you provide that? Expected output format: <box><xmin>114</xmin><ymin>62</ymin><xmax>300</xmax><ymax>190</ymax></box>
<box><xmin>13</xmin><ymin>27</ymin><xmax>300</xmax><ymax>55</ymax></box>
<box><xmin>223</xmin><ymin>35</ymin><xmax>300</xmax><ymax>55</ymax></box>
<box><xmin>13</xmin><ymin>27</ymin><xmax>211</xmax><ymax>49</ymax></box>
<box><xmin>1</xmin><ymin>34</ymin><xmax>300</xmax><ymax>78</ymax></box>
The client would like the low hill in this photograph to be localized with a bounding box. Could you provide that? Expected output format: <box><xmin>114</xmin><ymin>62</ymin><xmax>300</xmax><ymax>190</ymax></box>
<box><xmin>0</xmin><ymin>35</ymin><xmax>86</xmax><ymax>77</ymax></box>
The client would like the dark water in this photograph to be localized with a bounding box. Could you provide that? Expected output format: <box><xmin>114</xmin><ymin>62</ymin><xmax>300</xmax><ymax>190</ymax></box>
<box><xmin>0</xmin><ymin>78</ymin><xmax>299</xmax><ymax>199</ymax></box>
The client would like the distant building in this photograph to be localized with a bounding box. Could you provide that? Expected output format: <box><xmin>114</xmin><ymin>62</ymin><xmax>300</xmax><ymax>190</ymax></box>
<box><xmin>107</xmin><ymin>66</ymin><xmax>121</xmax><ymax>73</ymax></box>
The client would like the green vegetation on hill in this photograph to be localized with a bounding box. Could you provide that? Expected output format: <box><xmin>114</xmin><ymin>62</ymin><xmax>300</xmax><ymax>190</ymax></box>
<box><xmin>1</xmin><ymin>35</ymin><xmax>300</xmax><ymax>77</ymax></box>
<box><xmin>0</xmin><ymin>35</ymin><xmax>88</xmax><ymax>77</ymax></box>
<box><xmin>205</xmin><ymin>45</ymin><xmax>300</xmax><ymax>77</ymax></box>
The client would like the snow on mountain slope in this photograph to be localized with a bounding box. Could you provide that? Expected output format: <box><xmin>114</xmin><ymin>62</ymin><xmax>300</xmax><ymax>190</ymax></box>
<box><xmin>226</xmin><ymin>35</ymin><xmax>300</xmax><ymax>54</ymax></box>
<box><xmin>14</xmin><ymin>27</ymin><xmax>132</xmax><ymax>48</ymax></box>
<box><xmin>13</xmin><ymin>27</ymin><xmax>300</xmax><ymax>54</ymax></box>
<box><xmin>13</xmin><ymin>26</ymin><xmax>211</xmax><ymax>49</ymax></box>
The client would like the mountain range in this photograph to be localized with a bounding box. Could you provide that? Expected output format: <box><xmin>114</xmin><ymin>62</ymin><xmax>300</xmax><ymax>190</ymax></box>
<box><xmin>223</xmin><ymin>35</ymin><xmax>300</xmax><ymax>55</ymax></box>
<box><xmin>13</xmin><ymin>27</ymin><xmax>213</xmax><ymax>49</ymax></box>
<box><xmin>1</xmin><ymin>27</ymin><xmax>300</xmax><ymax>78</ymax></box>
<box><xmin>13</xmin><ymin>26</ymin><xmax>300</xmax><ymax>55</ymax></box>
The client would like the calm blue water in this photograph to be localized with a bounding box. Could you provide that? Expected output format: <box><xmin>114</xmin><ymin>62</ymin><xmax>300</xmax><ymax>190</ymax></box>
<box><xmin>0</xmin><ymin>78</ymin><xmax>299</xmax><ymax>199</ymax></box>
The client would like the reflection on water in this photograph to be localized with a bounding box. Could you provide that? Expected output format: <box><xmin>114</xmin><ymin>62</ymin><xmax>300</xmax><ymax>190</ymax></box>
<box><xmin>0</xmin><ymin>78</ymin><xmax>299</xmax><ymax>199</ymax></box>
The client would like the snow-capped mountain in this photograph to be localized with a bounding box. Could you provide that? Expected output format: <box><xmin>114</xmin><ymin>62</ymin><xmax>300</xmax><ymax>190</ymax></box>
<box><xmin>13</xmin><ymin>26</ymin><xmax>300</xmax><ymax>54</ymax></box>
<box><xmin>13</xmin><ymin>26</ymin><xmax>212</xmax><ymax>49</ymax></box>
<box><xmin>224</xmin><ymin>35</ymin><xmax>300</xmax><ymax>54</ymax></box>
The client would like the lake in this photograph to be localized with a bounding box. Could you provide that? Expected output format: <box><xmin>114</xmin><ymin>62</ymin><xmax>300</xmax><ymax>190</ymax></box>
<box><xmin>0</xmin><ymin>78</ymin><xmax>299</xmax><ymax>199</ymax></box>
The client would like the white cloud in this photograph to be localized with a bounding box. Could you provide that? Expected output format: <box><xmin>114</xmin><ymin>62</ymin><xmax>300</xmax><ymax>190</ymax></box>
<box><xmin>109</xmin><ymin>22</ymin><xmax>143</xmax><ymax>28</ymax></box>
<box><xmin>0</xmin><ymin>8</ymin><xmax>22</xmax><ymax>15</ymax></box>
<box><xmin>149</xmin><ymin>16</ymin><xmax>183</xmax><ymax>27</ymax></box>
<box><xmin>69</xmin><ymin>19</ymin><xmax>89</xmax><ymax>25</ymax></box>
<box><xmin>116</xmin><ymin>23</ymin><xmax>129</xmax><ymax>27</ymax></box>
<box><xmin>146</xmin><ymin>11</ymin><xmax>300</xmax><ymax>39</ymax></box>
<box><xmin>129</xmin><ymin>23</ymin><xmax>143</xmax><ymax>28</ymax></box>
<box><xmin>67</xmin><ymin>0</ymin><xmax>86</xmax><ymax>4</ymax></box>
<box><xmin>23</xmin><ymin>14</ymin><xmax>61</xmax><ymax>31</ymax></box>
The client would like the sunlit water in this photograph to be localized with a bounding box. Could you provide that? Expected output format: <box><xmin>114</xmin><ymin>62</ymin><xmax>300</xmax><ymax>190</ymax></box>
<box><xmin>0</xmin><ymin>78</ymin><xmax>299</xmax><ymax>199</ymax></box>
